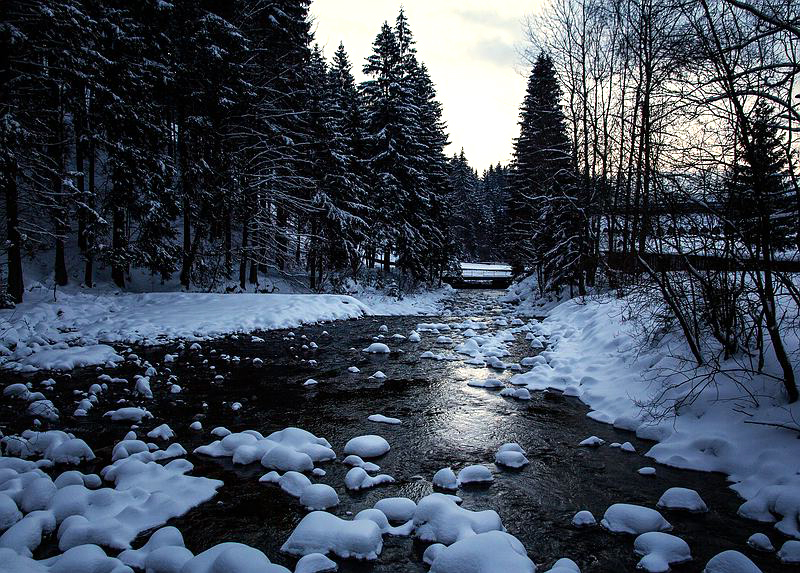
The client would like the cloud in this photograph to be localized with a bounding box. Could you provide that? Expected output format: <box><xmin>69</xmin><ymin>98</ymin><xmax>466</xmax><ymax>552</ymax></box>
<box><xmin>466</xmin><ymin>36</ymin><xmax>517</xmax><ymax>68</ymax></box>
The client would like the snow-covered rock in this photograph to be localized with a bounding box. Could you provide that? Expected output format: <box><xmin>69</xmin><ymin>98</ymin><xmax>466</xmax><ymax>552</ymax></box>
<box><xmin>703</xmin><ymin>550</ymin><xmax>762</xmax><ymax>573</ymax></box>
<box><xmin>578</xmin><ymin>436</ymin><xmax>605</xmax><ymax>447</ymax></box>
<box><xmin>374</xmin><ymin>497</ymin><xmax>416</xmax><ymax>523</ymax></box>
<box><xmin>427</xmin><ymin>531</ymin><xmax>534</xmax><ymax>573</ymax></box>
<box><xmin>633</xmin><ymin>531</ymin><xmax>692</xmax><ymax>572</ymax></box>
<box><xmin>147</xmin><ymin>424</ymin><xmax>175</xmax><ymax>441</ymax></box>
<box><xmin>343</xmin><ymin>435</ymin><xmax>390</xmax><ymax>458</ymax></box>
<box><xmin>432</xmin><ymin>468</ymin><xmax>458</xmax><ymax>490</ymax></box>
<box><xmin>281</xmin><ymin>511</ymin><xmax>383</xmax><ymax>560</ymax></box>
<box><xmin>571</xmin><ymin>510</ymin><xmax>596</xmax><ymax>528</ymax></box>
<box><xmin>295</xmin><ymin>553</ymin><xmax>338</xmax><ymax>573</ymax></box>
<box><xmin>656</xmin><ymin>488</ymin><xmax>708</xmax><ymax>512</ymax></box>
<box><xmin>367</xmin><ymin>414</ymin><xmax>401</xmax><ymax>425</ymax></box>
<box><xmin>457</xmin><ymin>465</ymin><xmax>493</xmax><ymax>486</ymax></box>
<box><xmin>413</xmin><ymin>493</ymin><xmax>503</xmax><ymax>544</ymax></box>
<box><xmin>600</xmin><ymin>504</ymin><xmax>672</xmax><ymax>535</ymax></box>
<box><xmin>299</xmin><ymin>484</ymin><xmax>340</xmax><ymax>511</ymax></box>
<box><xmin>362</xmin><ymin>343</ymin><xmax>390</xmax><ymax>354</ymax></box>
<box><xmin>182</xmin><ymin>542</ymin><xmax>289</xmax><ymax>573</ymax></box>
<box><xmin>342</xmin><ymin>455</ymin><xmax>380</xmax><ymax>473</ymax></box>
<box><xmin>746</xmin><ymin>533</ymin><xmax>774</xmax><ymax>552</ymax></box>
<box><xmin>344</xmin><ymin>467</ymin><xmax>394</xmax><ymax>491</ymax></box>
<box><xmin>779</xmin><ymin>540</ymin><xmax>800</xmax><ymax>563</ymax></box>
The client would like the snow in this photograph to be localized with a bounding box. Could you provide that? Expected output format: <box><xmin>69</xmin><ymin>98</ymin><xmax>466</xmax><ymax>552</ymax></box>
<box><xmin>374</xmin><ymin>497</ymin><xmax>417</xmax><ymax>522</ymax></box>
<box><xmin>427</xmin><ymin>531</ymin><xmax>535</xmax><ymax>573</ymax></box>
<box><xmin>457</xmin><ymin>465</ymin><xmax>493</xmax><ymax>485</ymax></box>
<box><xmin>362</xmin><ymin>343</ymin><xmax>390</xmax><ymax>354</ymax></box>
<box><xmin>342</xmin><ymin>455</ymin><xmax>380</xmax><ymax>472</ymax></box>
<box><xmin>638</xmin><ymin>467</ymin><xmax>657</xmax><ymax>476</ymax></box>
<box><xmin>104</xmin><ymin>407</ymin><xmax>152</xmax><ymax>422</ymax></box>
<box><xmin>367</xmin><ymin>414</ymin><xmax>401</xmax><ymax>425</ymax></box>
<box><xmin>432</xmin><ymin>468</ymin><xmax>458</xmax><ymax>490</ymax></box>
<box><xmin>746</xmin><ymin>533</ymin><xmax>774</xmax><ymax>552</ymax></box>
<box><xmin>703</xmin><ymin>550</ymin><xmax>763</xmax><ymax>572</ymax></box>
<box><xmin>571</xmin><ymin>510</ymin><xmax>596</xmax><ymax>528</ymax></box>
<box><xmin>578</xmin><ymin>436</ymin><xmax>605</xmax><ymax>447</ymax></box>
<box><xmin>779</xmin><ymin>540</ymin><xmax>800</xmax><ymax>563</ymax></box>
<box><xmin>343</xmin><ymin>435</ymin><xmax>390</xmax><ymax>458</ymax></box>
<box><xmin>294</xmin><ymin>553</ymin><xmax>338</xmax><ymax>573</ymax></box>
<box><xmin>505</xmin><ymin>291</ymin><xmax>800</xmax><ymax>533</ymax></box>
<box><xmin>147</xmin><ymin>424</ymin><xmax>175</xmax><ymax>441</ymax></box>
<box><xmin>466</xmin><ymin>378</ymin><xmax>504</xmax><ymax>389</ymax></box>
<box><xmin>633</xmin><ymin>531</ymin><xmax>692</xmax><ymax>572</ymax></box>
<box><xmin>737</xmin><ymin>478</ymin><xmax>800</xmax><ymax>538</ymax></box>
<box><xmin>280</xmin><ymin>511</ymin><xmax>384</xmax><ymax>560</ymax></box>
<box><xmin>369</xmin><ymin>371</ymin><xmax>387</xmax><ymax>380</ymax></box>
<box><xmin>543</xmin><ymin>558</ymin><xmax>581</xmax><ymax>573</ymax></box>
<box><xmin>260</xmin><ymin>471</ymin><xmax>312</xmax><ymax>497</ymax></box>
<box><xmin>413</xmin><ymin>493</ymin><xmax>504</xmax><ymax>544</ymax></box>
<box><xmin>600</xmin><ymin>504</ymin><xmax>672</xmax><ymax>535</ymax></box>
<box><xmin>262</xmin><ymin>445</ymin><xmax>314</xmax><ymax>473</ymax></box>
<box><xmin>344</xmin><ymin>467</ymin><xmax>394</xmax><ymax>490</ymax></box>
<box><xmin>494</xmin><ymin>450</ymin><xmax>529</xmax><ymax>469</ymax></box>
<box><xmin>656</xmin><ymin>487</ymin><xmax>708</xmax><ymax>512</ymax></box>
<box><xmin>0</xmin><ymin>290</ymin><xmax>370</xmax><ymax>372</ymax></box>
<box><xmin>117</xmin><ymin>525</ymin><xmax>186</xmax><ymax>570</ymax></box>
<box><xmin>299</xmin><ymin>484</ymin><xmax>339</xmax><ymax>511</ymax></box>
<box><xmin>183</xmin><ymin>542</ymin><xmax>290</xmax><ymax>573</ymax></box>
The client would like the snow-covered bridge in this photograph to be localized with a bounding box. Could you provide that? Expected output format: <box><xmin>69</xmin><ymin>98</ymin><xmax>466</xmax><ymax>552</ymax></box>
<box><xmin>444</xmin><ymin>262</ymin><xmax>514</xmax><ymax>288</ymax></box>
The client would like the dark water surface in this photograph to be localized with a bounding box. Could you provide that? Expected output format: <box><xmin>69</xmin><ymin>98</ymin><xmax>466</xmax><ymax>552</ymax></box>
<box><xmin>1</xmin><ymin>290</ymin><xmax>794</xmax><ymax>572</ymax></box>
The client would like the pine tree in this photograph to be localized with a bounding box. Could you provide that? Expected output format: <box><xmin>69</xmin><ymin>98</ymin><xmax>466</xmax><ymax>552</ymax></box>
<box><xmin>508</xmin><ymin>52</ymin><xmax>575</xmax><ymax>291</ymax></box>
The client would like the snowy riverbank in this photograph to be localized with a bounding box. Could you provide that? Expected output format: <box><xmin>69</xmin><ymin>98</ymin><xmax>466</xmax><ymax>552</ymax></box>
<box><xmin>0</xmin><ymin>283</ymin><xmax>456</xmax><ymax>373</ymax></box>
<box><xmin>505</xmin><ymin>287</ymin><xmax>800</xmax><ymax>540</ymax></box>
<box><xmin>0</xmin><ymin>286</ymin><xmax>370</xmax><ymax>372</ymax></box>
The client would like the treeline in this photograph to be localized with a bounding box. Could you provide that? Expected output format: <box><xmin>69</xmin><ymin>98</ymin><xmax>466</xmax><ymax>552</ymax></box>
<box><xmin>1</xmin><ymin>1</ymin><xmax>505</xmax><ymax>302</ymax></box>
<box><xmin>507</xmin><ymin>0</ymin><xmax>799</xmax><ymax>402</ymax></box>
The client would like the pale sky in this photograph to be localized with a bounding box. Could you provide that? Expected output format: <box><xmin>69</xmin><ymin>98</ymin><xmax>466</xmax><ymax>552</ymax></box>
<box><xmin>311</xmin><ymin>1</ymin><xmax>541</xmax><ymax>173</ymax></box>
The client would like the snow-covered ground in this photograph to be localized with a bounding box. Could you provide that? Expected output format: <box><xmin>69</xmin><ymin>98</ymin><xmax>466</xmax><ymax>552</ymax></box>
<box><xmin>503</xmin><ymin>280</ymin><xmax>800</xmax><ymax>542</ymax></box>
<box><xmin>0</xmin><ymin>284</ymin><xmax>371</xmax><ymax>372</ymax></box>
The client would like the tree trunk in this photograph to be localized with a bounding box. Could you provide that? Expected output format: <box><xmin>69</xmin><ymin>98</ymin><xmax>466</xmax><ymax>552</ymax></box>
<box><xmin>52</xmin><ymin>83</ymin><xmax>68</xmax><ymax>287</ymax></box>
<box><xmin>180</xmin><ymin>195</ymin><xmax>192</xmax><ymax>288</ymax></box>
<box><xmin>4</xmin><ymin>158</ymin><xmax>23</xmax><ymax>303</ymax></box>
<box><xmin>84</xmin><ymin>129</ymin><xmax>95</xmax><ymax>287</ymax></box>
<box><xmin>383</xmin><ymin>244</ymin><xmax>391</xmax><ymax>274</ymax></box>
<box><xmin>111</xmin><ymin>205</ymin><xmax>126</xmax><ymax>288</ymax></box>
<box><xmin>239</xmin><ymin>221</ymin><xmax>249</xmax><ymax>289</ymax></box>
<box><xmin>224</xmin><ymin>209</ymin><xmax>232</xmax><ymax>279</ymax></box>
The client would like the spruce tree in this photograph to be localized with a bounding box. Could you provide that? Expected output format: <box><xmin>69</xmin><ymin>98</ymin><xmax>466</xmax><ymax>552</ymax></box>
<box><xmin>508</xmin><ymin>52</ymin><xmax>575</xmax><ymax>290</ymax></box>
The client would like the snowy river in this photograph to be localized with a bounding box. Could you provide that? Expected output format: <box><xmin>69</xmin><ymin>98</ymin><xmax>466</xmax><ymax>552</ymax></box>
<box><xmin>0</xmin><ymin>290</ymin><xmax>787</xmax><ymax>572</ymax></box>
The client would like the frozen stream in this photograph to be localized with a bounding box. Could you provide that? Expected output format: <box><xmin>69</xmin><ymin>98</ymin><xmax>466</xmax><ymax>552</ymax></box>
<box><xmin>0</xmin><ymin>290</ymin><xmax>789</xmax><ymax>572</ymax></box>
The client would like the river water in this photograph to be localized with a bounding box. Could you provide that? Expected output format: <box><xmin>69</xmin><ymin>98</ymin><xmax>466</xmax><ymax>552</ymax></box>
<box><xmin>1</xmin><ymin>290</ymin><xmax>790</xmax><ymax>572</ymax></box>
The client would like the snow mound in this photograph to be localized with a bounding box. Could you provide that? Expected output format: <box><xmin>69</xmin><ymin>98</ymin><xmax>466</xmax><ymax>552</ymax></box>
<box><xmin>432</xmin><ymin>468</ymin><xmax>458</xmax><ymax>490</ymax></box>
<box><xmin>495</xmin><ymin>450</ymin><xmax>529</xmax><ymax>468</ymax></box>
<box><xmin>457</xmin><ymin>465</ymin><xmax>493</xmax><ymax>486</ymax></box>
<box><xmin>578</xmin><ymin>436</ymin><xmax>604</xmax><ymax>447</ymax></box>
<box><xmin>374</xmin><ymin>497</ymin><xmax>417</xmax><ymax>522</ymax></box>
<box><xmin>259</xmin><ymin>471</ymin><xmax>311</xmax><ymax>497</ymax></box>
<box><xmin>146</xmin><ymin>424</ymin><xmax>175</xmax><ymax>441</ymax></box>
<box><xmin>413</xmin><ymin>493</ymin><xmax>504</xmax><ymax>544</ymax></box>
<box><xmin>427</xmin><ymin>530</ymin><xmax>534</xmax><ymax>573</ymax></box>
<box><xmin>737</xmin><ymin>479</ymin><xmax>800</xmax><ymax>538</ymax></box>
<box><xmin>656</xmin><ymin>488</ymin><xmax>708</xmax><ymax>512</ymax></box>
<box><xmin>342</xmin><ymin>455</ymin><xmax>380</xmax><ymax>472</ymax></box>
<box><xmin>633</xmin><ymin>531</ymin><xmax>692</xmax><ymax>572</ymax></box>
<box><xmin>280</xmin><ymin>511</ymin><xmax>383</xmax><ymax>560</ymax></box>
<box><xmin>299</xmin><ymin>484</ymin><xmax>340</xmax><ymax>511</ymax></box>
<box><xmin>367</xmin><ymin>414</ymin><xmax>401</xmax><ymax>425</ymax></box>
<box><xmin>362</xmin><ymin>343</ymin><xmax>390</xmax><ymax>354</ymax></box>
<box><xmin>344</xmin><ymin>467</ymin><xmax>394</xmax><ymax>491</ymax></box>
<box><xmin>779</xmin><ymin>540</ymin><xmax>800</xmax><ymax>563</ymax></box>
<box><xmin>295</xmin><ymin>552</ymin><xmax>338</xmax><ymax>573</ymax></box>
<box><xmin>194</xmin><ymin>428</ymin><xmax>334</xmax><ymax>470</ymax></box>
<box><xmin>746</xmin><ymin>533</ymin><xmax>774</xmax><ymax>552</ymax></box>
<box><xmin>117</xmin><ymin>525</ymin><xmax>187</xmax><ymax>570</ymax></box>
<box><xmin>600</xmin><ymin>504</ymin><xmax>672</xmax><ymax>535</ymax></box>
<box><xmin>703</xmin><ymin>550</ymin><xmax>762</xmax><ymax>572</ymax></box>
<box><xmin>543</xmin><ymin>558</ymin><xmax>581</xmax><ymax>572</ymax></box>
<box><xmin>183</xmin><ymin>542</ymin><xmax>290</xmax><ymax>573</ymax></box>
<box><xmin>571</xmin><ymin>510</ymin><xmax>596</xmax><ymax>528</ymax></box>
<box><xmin>343</xmin><ymin>435</ymin><xmax>390</xmax><ymax>458</ymax></box>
